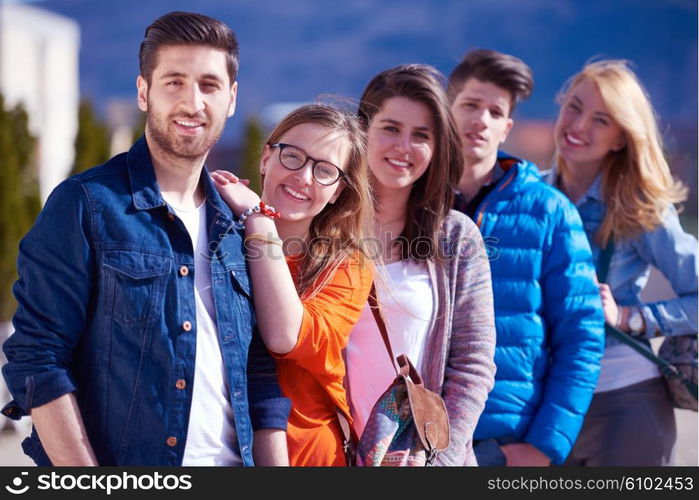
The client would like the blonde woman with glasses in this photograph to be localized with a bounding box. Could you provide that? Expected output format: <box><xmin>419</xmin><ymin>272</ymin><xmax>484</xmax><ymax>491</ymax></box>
<box><xmin>212</xmin><ymin>104</ymin><xmax>374</xmax><ymax>466</ymax></box>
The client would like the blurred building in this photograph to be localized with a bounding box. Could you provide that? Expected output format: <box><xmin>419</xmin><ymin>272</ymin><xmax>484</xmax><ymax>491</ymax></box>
<box><xmin>260</xmin><ymin>102</ymin><xmax>308</xmax><ymax>130</ymax></box>
<box><xmin>0</xmin><ymin>2</ymin><xmax>80</xmax><ymax>202</ymax></box>
<box><xmin>503</xmin><ymin>121</ymin><xmax>556</xmax><ymax>171</ymax></box>
<box><xmin>106</xmin><ymin>98</ymin><xmax>140</xmax><ymax>156</ymax></box>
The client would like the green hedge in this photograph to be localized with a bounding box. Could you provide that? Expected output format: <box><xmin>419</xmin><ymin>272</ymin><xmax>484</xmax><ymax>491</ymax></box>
<box><xmin>0</xmin><ymin>94</ymin><xmax>40</xmax><ymax>321</ymax></box>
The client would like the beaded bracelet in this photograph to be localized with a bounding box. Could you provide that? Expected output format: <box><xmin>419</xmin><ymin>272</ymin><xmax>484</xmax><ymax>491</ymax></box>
<box><xmin>234</xmin><ymin>201</ymin><xmax>281</xmax><ymax>229</ymax></box>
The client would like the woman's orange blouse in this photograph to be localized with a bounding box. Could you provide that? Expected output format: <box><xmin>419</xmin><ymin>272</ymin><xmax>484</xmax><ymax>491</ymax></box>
<box><xmin>271</xmin><ymin>254</ymin><xmax>372</xmax><ymax>466</ymax></box>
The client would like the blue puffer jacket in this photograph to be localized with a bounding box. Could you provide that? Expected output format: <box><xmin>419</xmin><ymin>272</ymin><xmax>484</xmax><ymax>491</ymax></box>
<box><xmin>458</xmin><ymin>152</ymin><xmax>605</xmax><ymax>464</ymax></box>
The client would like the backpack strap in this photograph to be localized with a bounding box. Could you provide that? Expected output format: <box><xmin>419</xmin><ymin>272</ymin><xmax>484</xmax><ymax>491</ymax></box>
<box><xmin>368</xmin><ymin>282</ymin><xmax>399</xmax><ymax>376</ymax></box>
<box><xmin>597</xmin><ymin>239</ymin><xmax>692</xmax><ymax>384</ymax></box>
<box><xmin>337</xmin><ymin>282</ymin><xmax>416</xmax><ymax>465</ymax></box>
<box><xmin>336</xmin><ymin>282</ymin><xmax>390</xmax><ymax>465</ymax></box>
<box><xmin>604</xmin><ymin>323</ymin><xmax>682</xmax><ymax>380</ymax></box>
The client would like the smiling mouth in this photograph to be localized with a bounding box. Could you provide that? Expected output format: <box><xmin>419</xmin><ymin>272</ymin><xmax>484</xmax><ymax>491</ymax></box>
<box><xmin>283</xmin><ymin>185</ymin><xmax>310</xmax><ymax>201</ymax></box>
<box><xmin>564</xmin><ymin>132</ymin><xmax>587</xmax><ymax>146</ymax></box>
<box><xmin>386</xmin><ymin>158</ymin><xmax>411</xmax><ymax>169</ymax></box>
<box><xmin>465</xmin><ymin>132</ymin><xmax>486</xmax><ymax>143</ymax></box>
<box><xmin>174</xmin><ymin>119</ymin><xmax>205</xmax><ymax>131</ymax></box>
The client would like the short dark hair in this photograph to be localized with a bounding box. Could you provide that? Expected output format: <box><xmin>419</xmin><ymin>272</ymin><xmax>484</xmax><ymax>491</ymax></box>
<box><xmin>139</xmin><ymin>11</ymin><xmax>239</xmax><ymax>84</ymax></box>
<box><xmin>448</xmin><ymin>49</ymin><xmax>533</xmax><ymax>114</ymax></box>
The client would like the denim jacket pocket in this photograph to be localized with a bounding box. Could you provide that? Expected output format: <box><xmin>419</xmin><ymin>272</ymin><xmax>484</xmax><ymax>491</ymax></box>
<box><xmin>102</xmin><ymin>250</ymin><xmax>172</xmax><ymax>325</ymax></box>
<box><xmin>219</xmin><ymin>267</ymin><xmax>254</xmax><ymax>346</ymax></box>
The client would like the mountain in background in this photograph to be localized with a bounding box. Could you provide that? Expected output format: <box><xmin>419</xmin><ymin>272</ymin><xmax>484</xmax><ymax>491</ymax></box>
<box><xmin>34</xmin><ymin>0</ymin><xmax>696</xmax><ymax>127</ymax></box>
<box><xmin>21</xmin><ymin>0</ymin><xmax>698</xmax><ymax>216</ymax></box>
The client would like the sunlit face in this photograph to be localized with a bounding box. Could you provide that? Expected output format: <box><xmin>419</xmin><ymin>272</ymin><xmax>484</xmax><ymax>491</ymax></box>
<box><xmin>366</xmin><ymin>96</ymin><xmax>435</xmax><ymax>193</ymax></box>
<box><xmin>260</xmin><ymin>122</ymin><xmax>348</xmax><ymax>229</ymax></box>
<box><xmin>554</xmin><ymin>78</ymin><xmax>626</xmax><ymax>171</ymax></box>
<box><xmin>137</xmin><ymin>44</ymin><xmax>237</xmax><ymax>162</ymax></box>
<box><xmin>449</xmin><ymin>78</ymin><xmax>513</xmax><ymax>165</ymax></box>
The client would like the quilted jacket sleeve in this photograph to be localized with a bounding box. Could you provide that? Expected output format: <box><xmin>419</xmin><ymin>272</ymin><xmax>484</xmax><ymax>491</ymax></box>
<box><xmin>525</xmin><ymin>195</ymin><xmax>605</xmax><ymax>464</ymax></box>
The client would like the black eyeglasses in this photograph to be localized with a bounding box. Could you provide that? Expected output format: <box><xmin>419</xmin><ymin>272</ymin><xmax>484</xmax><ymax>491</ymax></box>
<box><xmin>269</xmin><ymin>143</ymin><xmax>345</xmax><ymax>186</ymax></box>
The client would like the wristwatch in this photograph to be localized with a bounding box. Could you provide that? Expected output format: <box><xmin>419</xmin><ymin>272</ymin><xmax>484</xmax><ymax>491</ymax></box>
<box><xmin>627</xmin><ymin>307</ymin><xmax>644</xmax><ymax>336</ymax></box>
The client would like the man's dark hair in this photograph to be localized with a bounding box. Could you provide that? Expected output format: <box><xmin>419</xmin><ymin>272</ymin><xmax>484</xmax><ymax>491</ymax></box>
<box><xmin>448</xmin><ymin>49</ymin><xmax>533</xmax><ymax>114</ymax></box>
<box><xmin>139</xmin><ymin>11</ymin><xmax>239</xmax><ymax>84</ymax></box>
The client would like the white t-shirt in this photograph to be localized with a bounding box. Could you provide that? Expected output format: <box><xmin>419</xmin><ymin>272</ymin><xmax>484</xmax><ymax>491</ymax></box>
<box><xmin>595</xmin><ymin>343</ymin><xmax>660</xmax><ymax>393</ymax></box>
<box><xmin>174</xmin><ymin>202</ymin><xmax>242</xmax><ymax>466</ymax></box>
<box><xmin>346</xmin><ymin>260</ymin><xmax>434</xmax><ymax>436</ymax></box>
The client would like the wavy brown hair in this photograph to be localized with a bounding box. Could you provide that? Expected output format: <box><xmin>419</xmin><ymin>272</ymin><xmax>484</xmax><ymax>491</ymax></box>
<box><xmin>555</xmin><ymin>60</ymin><xmax>687</xmax><ymax>246</ymax></box>
<box><xmin>262</xmin><ymin>104</ymin><xmax>373</xmax><ymax>299</ymax></box>
<box><xmin>358</xmin><ymin>64</ymin><xmax>464</xmax><ymax>261</ymax></box>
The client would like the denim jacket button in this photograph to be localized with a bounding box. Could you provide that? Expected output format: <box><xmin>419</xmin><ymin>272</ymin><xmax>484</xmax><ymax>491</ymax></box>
<box><xmin>179</xmin><ymin>265</ymin><xmax>189</xmax><ymax>277</ymax></box>
<box><xmin>167</xmin><ymin>212</ymin><xmax>175</xmax><ymax>222</ymax></box>
<box><xmin>182</xmin><ymin>321</ymin><xmax>192</xmax><ymax>332</ymax></box>
<box><xmin>166</xmin><ymin>436</ymin><xmax>178</xmax><ymax>447</ymax></box>
<box><xmin>175</xmin><ymin>379</ymin><xmax>186</xmax><ymax>390</ymax></box>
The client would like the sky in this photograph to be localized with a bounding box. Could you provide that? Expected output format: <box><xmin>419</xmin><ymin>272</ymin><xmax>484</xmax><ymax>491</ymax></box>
<box><xmin>12</xmin><ymin>0</ymin><xmax>695</xmax><ymax>142</ymax></box>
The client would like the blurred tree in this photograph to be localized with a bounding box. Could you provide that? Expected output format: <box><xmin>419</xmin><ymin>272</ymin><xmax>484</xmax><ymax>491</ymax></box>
<box><xmin>239</xmin><ymin>115</ymin><xmax>265</xmax><ymax>194</ymax></box>
<box><xmin>132</xmin><ymin>111</ymin><xmax>146</xmax><ymax>143</ymax></box>
<box><xmin>0</xmin><ymin>94</ymin><xmax>40</xmax><ymax>321</ymax></box>
<box><xmin>71</xmin><ymin>99</ymin><xmax>111</xmax><ymax>175</ymax></box>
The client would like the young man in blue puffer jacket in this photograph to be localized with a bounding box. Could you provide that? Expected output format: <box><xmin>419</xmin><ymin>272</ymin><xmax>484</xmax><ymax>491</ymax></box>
<box><xmin>448</xmin><ymin>49</ymin><xmax>605</xmax><ymax>466</ymax></box>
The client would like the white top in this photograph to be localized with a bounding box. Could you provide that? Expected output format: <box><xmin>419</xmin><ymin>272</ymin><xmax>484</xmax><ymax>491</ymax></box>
<box><xmin>346</xmin><ymin>260</ymin><xmax>434</xmax><ymax>436</ymax></box>
<box><xmin>595</xmin><ymin>343</ymin><xmax>660</xmax><ymax>393</ymax></box>
<box><xmin>174</xmin><ymin>202</ymin><xmax>242</xmax><ymax>466</ymax></box>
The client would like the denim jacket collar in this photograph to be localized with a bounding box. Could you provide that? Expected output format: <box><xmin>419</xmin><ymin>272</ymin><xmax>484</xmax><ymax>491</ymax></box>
<box><xmin>577</xmin><ymin>172</ymin><xmax>604</xmax><ymax>208</ymax></box>
<box><xmin>127</xmin><ymin>135</ymin><xmax>233</xmax><ymax>223</ymax></box>
<box><xmin>127</xmin><ymin>136</ymin><xmax>166</xmax><ymax>211</ymax></box>
<box><xmin>201</xmin><ymin>168</ymin><xmax>235</xmax><ymax>224</ymax></box>
<box><xmin>544</xmin><ymin>165</ymin><xmax>604</xmax><ymax>209</ymax></box>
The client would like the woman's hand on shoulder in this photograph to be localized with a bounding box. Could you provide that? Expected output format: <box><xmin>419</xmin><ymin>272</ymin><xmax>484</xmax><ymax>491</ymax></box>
<box><xmin>211</xmin><ymin>170</ymin><xmax>261</xmax><ymax>216</ymax></box>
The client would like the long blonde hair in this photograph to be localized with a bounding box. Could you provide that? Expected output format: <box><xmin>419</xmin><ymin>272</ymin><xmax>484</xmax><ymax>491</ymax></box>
<box><xmin>555</xmin><ymin>59</ymin><xmax>687</xmax><ymax>246</ymax></box>
<box><xmin>262</xmin><ymin>104</ymin><xmax>374</xmax><ymax>299</ymax></box>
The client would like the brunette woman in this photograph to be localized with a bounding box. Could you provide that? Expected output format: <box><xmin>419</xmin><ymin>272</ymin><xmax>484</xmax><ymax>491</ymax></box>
<box><xmin>346</xmin><ymin>64</ymin><xmax>497</xmax><ymax>466</ymax></box>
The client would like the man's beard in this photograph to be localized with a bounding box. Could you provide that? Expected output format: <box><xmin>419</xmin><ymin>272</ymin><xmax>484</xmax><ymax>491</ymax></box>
<box><xmin>146</xmin><ymin>107</ymin><xmax>225</xmax><ymax>161</ymax></box>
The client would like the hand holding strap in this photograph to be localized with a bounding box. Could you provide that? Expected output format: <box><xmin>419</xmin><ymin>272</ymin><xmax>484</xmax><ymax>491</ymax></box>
<box><xmin>598</xmin><ymin>240</ymin><xmax>697</xmax><ymax>399</ymax></box>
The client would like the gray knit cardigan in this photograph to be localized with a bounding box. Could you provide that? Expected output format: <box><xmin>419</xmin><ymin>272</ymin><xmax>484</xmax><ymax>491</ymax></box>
<box><xmin>422</xmin><ymin>210</ymin><xmax>496</xmax><ymax>466</ymax></box>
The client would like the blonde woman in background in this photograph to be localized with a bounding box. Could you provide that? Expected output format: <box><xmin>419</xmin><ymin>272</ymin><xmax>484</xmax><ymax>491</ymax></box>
<box><xmin>548</xmin><ymin>60</ymin><xmax>698</xmax><ymax>466</ymax></box>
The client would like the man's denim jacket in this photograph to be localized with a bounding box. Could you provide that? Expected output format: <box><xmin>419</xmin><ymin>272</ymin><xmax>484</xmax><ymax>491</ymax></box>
<box><xmin>1</xmin><ymin>137</ymin><xmax>290</xmax><ymax>465</ymax></box>
<box><xmin>544</xmin><ymin>170</ymin><xmax>698</xmax><ymax>346</ymax></box>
